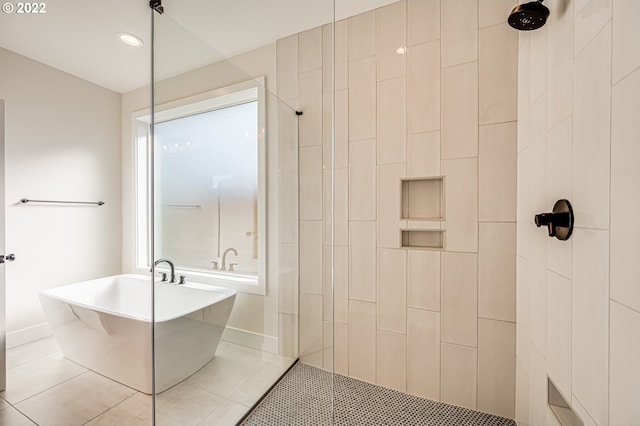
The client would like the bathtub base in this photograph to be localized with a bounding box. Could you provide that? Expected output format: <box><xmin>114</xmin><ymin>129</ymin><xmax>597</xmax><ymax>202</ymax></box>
<box><xmin>39</xmin><ymin>276</ymin><xmax>236</xmax><ymax>394</ymax></box>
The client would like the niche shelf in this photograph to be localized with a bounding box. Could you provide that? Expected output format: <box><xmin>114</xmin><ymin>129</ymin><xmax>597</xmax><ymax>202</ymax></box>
<box><xmin>401</xmin><ymin>177</ymin><xmax>444</xmax><ymax>221</ymax></box>
<box><xmin>400</xmin><ymin>229</ymin><xmax>445</xmax><ymax>250</ymax></box>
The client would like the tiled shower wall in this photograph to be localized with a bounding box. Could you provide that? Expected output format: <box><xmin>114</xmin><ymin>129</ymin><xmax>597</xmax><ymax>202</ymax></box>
<box><xmin>516</xmin><ymin>1</ymin><xmax>640</xmax><ymax>425</ymax></box>
<box><xmin>277</xmin><ymin>0</ymin><xmax>518</xmax><ymax>419</ymax></box>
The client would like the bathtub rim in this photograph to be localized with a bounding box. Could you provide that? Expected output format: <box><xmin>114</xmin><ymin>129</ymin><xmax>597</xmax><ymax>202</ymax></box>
<box><xmin>39</xmin><ymin>273</ymin><xmax>237</xmax><ymax>323</ymax></box>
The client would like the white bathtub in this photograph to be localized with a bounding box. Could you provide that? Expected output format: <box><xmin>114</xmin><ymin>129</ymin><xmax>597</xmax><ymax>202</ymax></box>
<box><xmin>39</xmin><ymin>274</ymin><xmax>236</xmax><ymax>394</ymax></box>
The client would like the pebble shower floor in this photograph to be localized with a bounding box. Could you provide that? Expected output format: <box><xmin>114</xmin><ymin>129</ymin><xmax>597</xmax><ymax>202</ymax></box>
<box><xmin>241</xmin><ymin>363</ymin><xmax>517</xmax><ymax>426</ymax></box>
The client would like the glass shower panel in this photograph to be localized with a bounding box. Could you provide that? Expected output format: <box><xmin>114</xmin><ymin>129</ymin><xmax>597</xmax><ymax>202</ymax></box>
<box><xmin>150</xmin><ymin>2</ymin><xmax>334</xmax><ymax>422</ymax></box>
<box><xmin>0</xmin><ymin>2</ymin><xmax>153</xmax><ymax>425</ymax></box>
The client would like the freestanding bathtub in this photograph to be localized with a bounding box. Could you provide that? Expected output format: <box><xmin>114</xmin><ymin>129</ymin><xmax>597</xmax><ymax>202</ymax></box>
<box><xmin>39</xmin><ymin>274</ymin><xmax>236</xmax><ymax>394</ymax></box>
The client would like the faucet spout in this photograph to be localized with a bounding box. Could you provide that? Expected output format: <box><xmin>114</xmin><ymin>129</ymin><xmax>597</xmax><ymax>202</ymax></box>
<box><xmin>221</xmin><ymin>248</ymin><xmax>238</xmax><ymax>271</ymax></box>
<box><xmin>154</xmin><ymin>258</ymin><xmax>176</xmax><ymax>283</ymax></box>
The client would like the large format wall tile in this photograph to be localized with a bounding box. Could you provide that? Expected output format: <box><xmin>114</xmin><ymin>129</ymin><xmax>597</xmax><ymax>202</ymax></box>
<box><xmin>276</xmin><ymin>34</ymin><xmax>298</xmax><ymax>102</ymax></box>
<box><xmin>546</xmin><ymin>118</ymin><xmax>573</xmax><ymax>280</ymax></box>
<box><xmin>529</xmin><ymin>25</ymin><xmax>548</xmax><ymax>105</ymax></box>
<box><xmin>278</xmin><ymin>172</ymin><xmax>298</xmax><ymax>243</ymax></box>
<box><xmin>323</xmin><ymin>20</ymin><xmax>348</xmax><ymax>92</ymax></box>
<box><xmin>349</xmin><ymin>139</ymin><xmax>376</xmax><ymax>220</ymax></box>
<box><xmin>572</xmin><ymin>229</ymin><xmax>609</xmax><ymax>426</ymax></box>
<box><xmin>349</xmin><ymin>300</ymin><xmax>376</xmax><ymax>382</ymax></box>
<box><xmin>407</xmin><ymin>308</ymin><xmax>440</xmax><ymax>399</ymax></box>
<box><xmin>610</xmin><ymin>300</ymin><xmax>640</xmax><ymax>425</ymax></box>
<box><xmin>376</xmin><ymin>0</ymin><xmax>406</xmax><ymax>81</ymax></box>
<box><xmin>479</xmin><ymin>0</ymin><xmax>517</xmax><ymax>28</ymax></box>
<box><xmin>479</xmin><ymin>23</ymin><xmax>517</xmax><ymax>125</ymax></box>
<box><xmin>323</xmin><ymin>244</ymin><xmax>349</xmax><ymax>325</ymax></box>
<box><xmin>299</xmin><ymin>27</ymin><xmax>322</xmax><ymax>74</ymax></box>
<box><xmin>611</xmin><ymin>68</ymin><xmax>640</xmax><ymax>313</ymax></box>
<box><xmin>376</xmin><ymin>331</ymin><xmax>406</xmax><ymax>392</ymax></box>
<box><xmin>300</xmin><ymin>293</ymin><xmax>323</xmax><ymax>367</ymax></box>
<box><xmin>442</xmin><ymin>252</ymin><xmax>478</xmax><ymax>347</ymax></box>
<box><xmin>478</xmin><ymin>318</ymin><xmax>516</xmax><ymax>419</ymax></box>
<box><xmin>348</xmin><ymin>10</ymin><xmax>376</xmax><ymax>61</ymax></box>
<box><xmin>441</xmin><ymin>343</ymin><xmax>477</xmax><ymax>410</ymax></box>
<box><xmin>299</xmin><ymin>145</ymin><xmax>323</xmax><ymax>220</ymax></box>
<box><xmin>279</xmin><ymin>242</ymin><xmax>298</xmax><ymax>316</ymax></box>
<box><xmin>348</xmin><ymin>57</ymin><xmax>377</xmax><ymax>141</ymax></box>
<box><xmin>572</xmin><ymin>23</ymin><xmax>611</xmax><ymax>230</ymax></box>
<box><xmin>333</xmin><ymin>322</ymin><xmax>349</xmax><ymax>375</ymax></box>
<box><xmin>349</xmin><ymin>221</ymin><xmax>376</xmax><ymax>302</ymax></box>
<box><xmin>407</xmin><ymin>41</ymin><xmax>440</xmax><ymax>134</ymax></box>
<box><xmin>323</xmin><ymin>89</ymin><xmax>349</xmax><ymax>170</ymax></box>
<box><xmin>547</xmin><ymin>0</ymin><xmax>574</xmax><ymax>129</ymax></box>
<box><xmin>442</xmin><ymin>62</ymin><xmax>479</xmax><ymax>159</ymax></box>
<box><xmin>612</xmin><ymin>0</ymin><xmax>640</xmax><ymax>84</ymax></box>
<box><xmin>441</xmin><ymin>0</ymin><xmax>478</xmax><ymax>67</ymax></box>
<box><xmin>478</xmin><ymin>222</ymin><xmax>516</xmax><ymax>322</ymax></box>
<box><xmin>278</xmin><ymin>102</ymin><xmax>299</xmax><ymax>172</ymax></box>
<box><xmin>407</xmin><ymin>0</ymin><xmax>440</xmax><ymax>46</ymax></box>
<box><xmin>573</xmin><ymin>0</ymin><xmax>611</xmax><ymax>57</ymax></box>
<box><xmin>377</xmin><ymin>77</ymin><xmax>406</xmax><ymax>164</ymax></box>
<box><xmin>377</xmin><ymin>163</ymin><xmax>405</xmax><ymax>248</ymax></box>
<box><xmin>407</xmin><ymin>250</ymin><xmax>440</xmax><ymax>312</ymax></box>
<box><xmin>299</xmin><ymin>70</ymin><xmax>323</xmax><ymax>148</ymax></box>
<box><xmin>407</xmin><ymin>131</ymin><xmax>440</xmax><ymax>178</ymax></box>
<box><xmin>546</xmin><ymin>271</ymin><xmax>571</xmax><ymax>400</ymax></box>
<box><xmin>479</xmin><ymin>122</ymin><xmax>517</xmax><ymax>222</ymax></box>
<box><xmin>377</xmin><ymin>248</ymin><xmax>407</xmax><ymax>334</ymax></box>
<box><xmin>323</xmin><ymin>168</ymin><xmax>348</xmax><ymax>246</ymax></box>
<box><xmin>442</xmin><ymin>158</ymin><xmax>478</xmax><ymax>252</ymax></box>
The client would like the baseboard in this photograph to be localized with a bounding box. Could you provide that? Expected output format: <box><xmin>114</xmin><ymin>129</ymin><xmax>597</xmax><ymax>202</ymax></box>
<box><xmin>222</xmin><ymin>326</ymin><xmax>278</xmax><ymax>354</ymax></box>
<box><xmin>7</xmin><ymin>323</ymin><xmax>52</xmax><ymax>349</ymax></box>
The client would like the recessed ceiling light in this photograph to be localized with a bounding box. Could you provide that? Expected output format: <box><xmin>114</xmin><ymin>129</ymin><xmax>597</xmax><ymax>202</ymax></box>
<box><xmin>118</xmin><ymin>32</ymin><xmax>143</xmax><ymax>47</ymax></box>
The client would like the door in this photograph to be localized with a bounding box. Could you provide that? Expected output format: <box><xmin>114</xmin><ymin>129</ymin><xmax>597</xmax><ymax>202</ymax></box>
<box><xmin>0</xmin><ymin>98</ymin><xmax>15</xmax><ymax>391</ymax></box>
<box><xmin>0</xmin><ymin>99</ymin><xmax>6</xmax><ymax>390</ymax></box>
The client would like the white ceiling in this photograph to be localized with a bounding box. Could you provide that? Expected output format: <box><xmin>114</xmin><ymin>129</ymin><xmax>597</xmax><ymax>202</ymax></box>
<box><xmin>0</xmin><ymin>0</ymin><xmax>397</xmax><ymax>93</ymax></box>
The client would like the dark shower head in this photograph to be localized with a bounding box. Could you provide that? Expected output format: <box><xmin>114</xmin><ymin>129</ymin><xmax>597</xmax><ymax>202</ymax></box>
<box><xmin>508</xmin><ymin>0</ymin><xmax>550</xmax><ymax>31</ymax></box>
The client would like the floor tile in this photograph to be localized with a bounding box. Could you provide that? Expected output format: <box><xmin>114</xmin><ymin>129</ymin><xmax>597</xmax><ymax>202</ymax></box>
<box><xmin>198</xmin><ymin>400</ymin><xmax>249</xmax><ymax>426</ymax></box>
<box><xmin>84</xmin><ymin>393</ymin><xmax>152</xmax><ymax>426</ymax></box>
<box><xmin>156</xmin><ymin>382</ymin><xmax>225</xmax><ymax>425</ymax></box>
<box><xmin>6</xmin><ymin>337</ymin><xmax>60</xmax><ymax>369</ymax></box>
<box><xmin>0</xmin><ymin>352</ymin><xmax>87</xmax><ymax>404</ymax></box>
<box><xmin>229</xmin><ymin>360</ymin><xmax>291</xmax><ymax>407</ymax></box>
<box><xmin>0</xmin><ymin>406</ymin><xmax>37</xmax><ymax>425</ymax></box>
<box><xmin>15</xmin><ymin>371</ymin><xmax>135</xmax><ymax>426</ymax></box>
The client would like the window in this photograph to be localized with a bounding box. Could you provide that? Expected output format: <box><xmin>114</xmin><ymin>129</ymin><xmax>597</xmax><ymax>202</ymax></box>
<box><xmin>133</xmin><ymin>78</ymin><xmax>266</xmax><ymax>295</ymax></box>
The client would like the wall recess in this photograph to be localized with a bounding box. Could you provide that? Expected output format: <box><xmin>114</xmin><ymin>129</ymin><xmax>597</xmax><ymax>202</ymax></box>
<box><xmin>400</xmin><ymin>229</ymin><xmax>445</xmax><ymax>250</ymax></box>
<box><xmin>401</xmin><ymin>177</ymin><xmax>445</xmax><ymax>221</ymax></box>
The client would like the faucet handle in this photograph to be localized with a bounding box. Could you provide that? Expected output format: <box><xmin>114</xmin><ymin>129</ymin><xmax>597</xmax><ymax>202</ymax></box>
<box><xmin>228</xmin><ymin>263</ymin><xmax>238</xmax><ymax>272</ymax></box>
<box><xmin>159</xmin><ymin>272</ymin><xmax>168</xmax><ymax>282</ymax></box>
<box><xmin>211</xmin><ymin>261</ymin><xmax>219</xmax><ymax>270</ymax></box>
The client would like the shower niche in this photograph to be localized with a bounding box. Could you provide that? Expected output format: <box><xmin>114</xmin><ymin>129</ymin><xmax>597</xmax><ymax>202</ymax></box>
<box><xmin>400</xmin><ymin>177</ymin><xmax>445</xmax><ymax>250</ymax></box>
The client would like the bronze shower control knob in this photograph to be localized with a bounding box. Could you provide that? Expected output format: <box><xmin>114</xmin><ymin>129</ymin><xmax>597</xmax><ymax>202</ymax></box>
<box><xmin>534</xmin><ymin>199</ymin><xmax>574</xmax><ymax>241</ymax></box>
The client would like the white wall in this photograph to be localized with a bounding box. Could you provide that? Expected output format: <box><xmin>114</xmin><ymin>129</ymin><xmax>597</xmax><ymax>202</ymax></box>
<box><xmin>121</xmin><ymin>43</ymin><xmax>286</xmax><ymax>352</ymax></box>
<box><xmin>516</xmin><ymin>0</ymin><xmax>640</xmax><ymax>424</ymax></box>
<box><xmin>0</xmin><ymin>47</ymin><xmax>122</xmax><ymax>345</ymax></box>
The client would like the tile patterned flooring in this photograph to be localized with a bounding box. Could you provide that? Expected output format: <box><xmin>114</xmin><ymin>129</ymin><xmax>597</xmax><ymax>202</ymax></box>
<box><xmin>242</xmin><ymin>363</ymin><xmax>518</xmax><ymax>426</ymax></box>
<box><xmin>0</xmin><ymin>337</ymin><xmax>294</xmax><ymax>426</ymax></box>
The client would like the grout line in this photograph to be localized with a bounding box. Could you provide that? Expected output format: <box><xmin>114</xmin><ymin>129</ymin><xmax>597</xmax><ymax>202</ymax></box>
<box><xmin>80</xmin><ymin>391</ymin><xmax>141</xmax><ymax>426</ymax></box>
<box><xmin>607</xmin><ymin>9</ymin><xmax>614</xmax><ymax>425</ymax></box>
<box><xmin>476</xmin><ymin>1</ymin><xmax>481</xmax><ymax>411</ymax></box>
